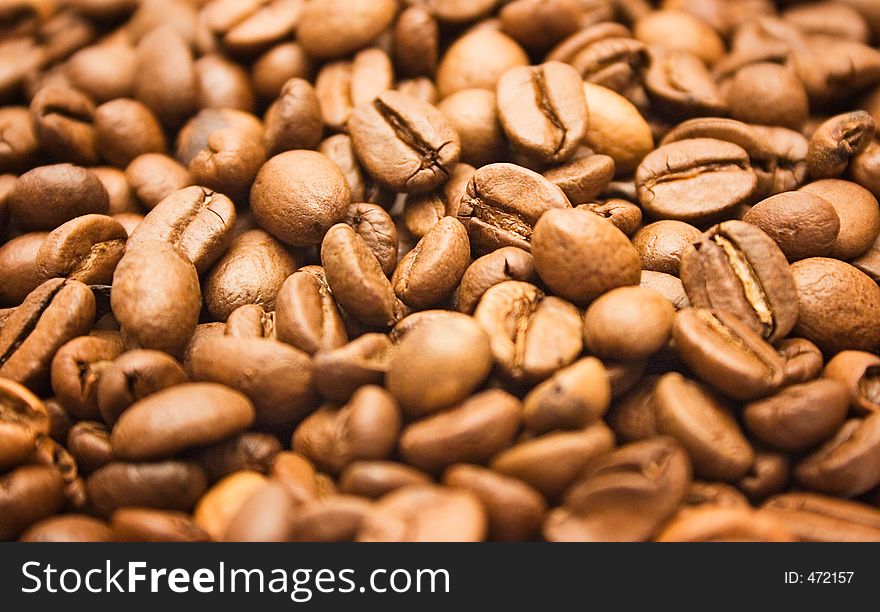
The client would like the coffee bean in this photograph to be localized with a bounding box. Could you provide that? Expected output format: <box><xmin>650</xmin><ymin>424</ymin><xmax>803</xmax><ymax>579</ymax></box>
<box><xmin>192</xmin><ymin>432</ymin><xmax>282</xmax><ymax>484</ymax></box>
<box><xmin>134</xmin><ymin>26</ymin><xmax>196</xmax><ymax>129</ymax></box>
<box><xmin>194</xmin><ymin>54</ymin><xmax>255</xmax><ymax>112</ymax></box>
<box><xmin>292</xmin><ymin>495</ymin><xmax>373</xmax><ymax>542</ymax></box>
<box><xmin>348</xmin><ymin>91</ymin><xmax>461</xmax><ymax>194</ymax></box>
<box><xmin>225</xmin><ymin>304</ymin><xmax>276</xmax><ymax>340</ymax></box>
<box><xmin>0</xmin><ymin>106</ymin><xmax>39</xmax><ymax>173</ymax></box>
<box><xmin>274</xmin><ymin>267</ymin><xmax>347</xmax><ymax>355</ymax></box>
<box><xmin>36</xmin><ymin>214</ymin><xmax>127</xmax><ymax>284</ymax></box>
<box><xmin>760</xmin><ymin>492</ymin><xmax>880</xmax><ymax>542</ymax></box>
<box><xmin>799</xmin><ymin>179</ymin><xmax>880</xmax><ymax>259</ymax></box>
<box><xmin>637</xmin><ymin>138</ymin><xmax>758</xmax><ymax>222</ymax></box>
<box><xmin>640</xmin><ymin>270</ymin><xmax>691</xmax><ymax>310</ymax></box>
<box><xmin>807</xmin><ymin>111</ymin><xmax>876</xmax><ymax>179</ymax></box>
<box><xmin>125</xmin><ymin>153</ymin><xmax>193</xmax><ymax>210</ymax></box>
<box><xmin>96</xmin><ymin>349</ymin><xmax>188</xmax><ymax>426</ymax></box>
<box><xmin>0</xmin><ymin>377</ymin><xmax>49</xmax><ymax>472</ymax></box>
<box><xmin>111</xmin><ymin>508</ymin><xmax>211</xmax><ymax>542</ymax></box>
<box><xmin>474</xmin><ymin>281</ymin><xmax>583</xmax><ymax>383</ymax></box>
<box><xmin>721</xmin><ymin>63</ymin><xmax>810</xmax><ymax>131</ymax></box>
<box><xmin>632</xmin><ymin>220</ymin><xmax>702</xmax><ymax>276</ymax></box>
<box><xmin>0</xmin><ymin>465</ymin><xmax>65</xmax><ymax>541</ymax></box>
<box><xmin>313</xmin><ymin>333</ymin><xmax>395</xmax><ymax>403</ymax></box>
<box><xmin>193</xmin><ymin>471</ymin><xmax>268</xmax><ymax>541</ymax></box>
<box><xmin>584</xmin><ymin>287</ymin><xmax>675</xmax><ymax>361</ymax></box>
<box><xmin>86</xmin><ymin>460</ymin><xmax>208</xmax><ymax>518</ymax></box>
<box><xmin>795</xmin><ymin>415</ymin><xmax>880</xmax><ymax>497</ymax></box>
<box><xmin>66</xmin><ymin>420</ymin><xmax>113</xmax><ymax>474</ymax></box>
<box><xmin>297</xmin><ymin>0</ymin><xmax>397</xmax><ymax>59</ymax></box>
<box><xmin>94</xmin><ymin>98</ymin><xmax>166</xmax><ymax>168</ymax></box>
<box><xmin>0</xmin><ymin>232</ymin><xmax>50</xmax><ymax>306</ymax></box>
<box><xmin>8</xmin><ymin>164</ymin><xmax>109</xmax><ymax>231</ymax></box>
<box><xmin>672</xmin><ymin>308</ymin><xmax>785</xmax><ymax>400</ymax></box>
<box><xmin>30</xmin><ymin>85</ymin><xmax>99</xmax><ymax>165</ymax></box>
<box><xmin>777</xmin><ymin>337</ymin><xmax>824</xmax><ymax>386</ymax></box>
<box><xmin>680</xmin><ymin>220</ymin><xmax>798</xmax><ymax>342</ymax></box>
<box><xmin>790</xmin><ymin>257</ymin><xmax>880</xmax><ymax>353</ymax></box>
<box><xmin>436</xmin><ymin>28</ymin><xmax>529</xmax><ymax>98</ymax></box>
<box><xmin>533</xmin><ymin>208</ymin><xmax>641</xmax><ymax>305</ymax></box>
<box><xmin>576</xmin><ymin>199</ymin><xmax>644</xmax><ymax>237</ymax></box>
<box><xmin>523</xmin><ymin>357</ymin><xmax>610</xmax><ymax>434</ymax></box>
<box><xmin>222</xmin><ymin>482</ymin><xmax>296</xmax><ymax>542</ymax></box>
<box><xmin>823</xmin><ymin>351</ymin><xmax>880</xmax><ymax>414</ymax></box>
<box><xmin>635</xmin><ymin>9</ymin><xmax>725</xmax><ymax>65</ymax></box>
<box><xmin>345</xmin><ymin>202</ymin><xmax>398</xmax><ymax>276</ymax></box>
<box><xmin>542</xmin><ymin>154</ymin><xmax>616</xmax><ymax>205</ymax></box>
<box><xmin>394</xmin><ymin>6</ymin><xmax>439</xmax><ymax>78</ymax></box>
<box><xmin>645</xmin><ymin>49</ymin><xmax>727</xmax><ymax>120</ymax></box>
<box><xmin>581</xmin><ymin>83</ymin><xmax>654</xmax><ymax>174</ymax></box>
<box><xmin>454</xmin><ymin>247</ymin><xmax>537</xmax><ymax>315</ymax></box>
<box><xmin>50</xmin><ymin>334</ymin><xmax>123</xmax><ymax>419</ymax></box>
<box><xmin>112</xmin><ymin>241</ymin><xmax>200</xmax><ymax>357</ymax></box>
<box><xmin>656</xmin><ymin>506</ymin><xmax>794</xmax><ymax>542</ymax></box>
<box><xmin>19</xmin><ymin>514</ymin><xmax>113</xmax><ymax>542</ymax></box>
<box><xmin>340</xmin><ymin>461</ymin><xmax>431</xmax><ymax>500</ymax></box>
<box><xmin>742</xmin><ymin>191</ymin><xmax>841</xmax><ymax>261</ymax></box>
<box><xmin>252</xmin><ymin>42</ymin><xmax>313</xmax><ymax>102</ymax></box>
<box><xmin>437</xmin><ymin>89</ymin><xmax>505</xmax><ymax>168</ymax></box>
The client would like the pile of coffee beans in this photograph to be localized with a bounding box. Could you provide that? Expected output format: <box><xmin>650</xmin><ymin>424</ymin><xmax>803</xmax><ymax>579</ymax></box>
<box><xmin>3</xmin><ymin>0</ymin><xmax>880</xmax><ymax>543</ymax></box>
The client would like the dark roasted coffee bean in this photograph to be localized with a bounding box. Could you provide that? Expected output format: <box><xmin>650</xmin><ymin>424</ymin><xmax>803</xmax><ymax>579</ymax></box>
<box><xmin>680</xmin><ymin>220</ymin><xmax>798</xmax><ymax>342</ymax></box>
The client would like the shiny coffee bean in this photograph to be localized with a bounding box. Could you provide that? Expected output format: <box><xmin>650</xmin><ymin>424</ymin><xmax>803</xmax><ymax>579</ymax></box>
<box><xmin>313</xmin><ymin>334</ymin><xmax>396</xmax><ymax>403</ymax></box>
<box><xmin>795</xmin><ymin>415</ymin><xmax>880</xmax><ymax>498</ymax></box>
<box><xmin>523</xmin><ymin>357</ymin><xmax>610</xmax><ymax>434</ymax></box>
<box><xmin>96</xmin><ymin>350</ymin><xmax>188</xmax><ymax>426</ymax></box>
<box><xmin>824</xmin><ymin>351</ymin><xmax>880</xmax><ymax>414</ymax></box>
<box><xmin>36</xmin><ymin>215</ymin><xmax>127</xmax><ymax>285</ymax></box>
<box><xmin>583</xmin><ymin>287</ymin><xmax>674</xmax><ymax>361</ymax></box>
<box><xmin>50</xmin><ymin>334</ymin><xmax>123</xmax><ymax>419</ymax></box>
<box><xmin>274</xmin><ymin>267</ymin><xmax>347</xmax><ymax>355</ymax></box>
<box><xmin>454</xmin><ymin>247</ymin><xmax>538</xmax><ymax>315</ymax></box>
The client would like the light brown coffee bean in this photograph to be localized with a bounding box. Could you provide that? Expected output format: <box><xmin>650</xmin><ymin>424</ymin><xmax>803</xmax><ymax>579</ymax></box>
<box><xmin>274</xmin><ymin>267</ymin><xmax>347</xmax><ymax>355</ymax></box>
<box><xmin>795</xmin><ymin>415</ymin><xmax>880</xmax><ymax>498</ymax></box>
<box><xmin>339</xmin><ymin>461</ymin><xmax>432</xmax><ymax>500</ymax></box>
<box><xmin>632</xmin><ymin>220</ymin><xmax>702</xmax><ymax>276</ymax></box>
<box><xmin>96</xmin><ymin>349</ymin><xmax>188</xmax><ymax>426</ymax></box>
<box><xmin>742</xmin><ymin>191</ymin><xmax>841</xmax><ymax>261</ymax></box>
<box><xmin>8</xmin><ymin>164</ymin><xmax>109</xmax><ymax>231</ymax></box>
<box><xmin>656</xmin><ymin>506</ymin><xmax>794</xmax><ymax>542</ymax></box>
<box><xmin>111</xmin><ymin>508</ymin><xmax>211</xmax><ymax>542</ymax></box>
<box><xmin>777</xmin><ymin>337</ymin><xmax>824</xmax><ymax>386</ymax></box>
<box><xmin>0</xmin><ymin>465</ymin><xmax>65</xmax><ymax>541</ymax></box>
<box><xmin>824</xmin><ymin>351</ymin><xmax>880</xmax><ymax>414</ymax></box>
<box><xmin>799</xmin><ymin>179</ymin><xmax>880</xmax><ymax>260</ymax></box>
<box><xmin>542</xmin><ymin>154</ymin><xmax>616</xmax><ymax>205</ymax></box>
<box><xmin>583</xmin><ymin>287</ymin><xmax>674</xmax><ymax>361</ymax></box>
<box><xmin>760</xmin><ymin>492</ymin><xmax>880</xmax><ymax>542</ymax></box>
<box><xmin>313</xmin><ymin>333</ymin><xmax>396</xmax><ymax>403</ymax></box>
<box><xmin>125</xmin><ymin>153</ymin><xmax>193</xmax><ymax>210</ymax></box>
<box><xmin>50</xmin><ymin>334</ymin><xmax>123</xmax><ymax>419</ymax></box>
<box><xmin>436</xmin><ymin>28</ymin><xmax>529</xmax><ymax>98</ymax></box>
<box><xmin>522</xmin><ymin>357</ymin><xmax>610</xmax><ymax>434</ymax></box>
<box><xmin>86</xmin><ymin>460</ymin><xmax>208</xmax><ymax>518</ymax></box>
<box><xmin>807</xmin><ymin>111</ymin><xmax>876</xmax><ymax>179</ymax></box>
<box><xmin>193</xmin><ymin>471</ymin><xmax>267</xmax><ymax>541</ymax></box>
<box><xmin>297</xmin><ymin>0</ymin><xmax>397</xmax><ymax>59</ymax></box>
<box><xmin>0</xmin><ymin>377</ymin><xmax>49</xmax><ymax>472</ymax></box>
<box><xmin>36</xmin><ymin>214</ymin><xmax>127</xmax><ymax>285</ymax></box>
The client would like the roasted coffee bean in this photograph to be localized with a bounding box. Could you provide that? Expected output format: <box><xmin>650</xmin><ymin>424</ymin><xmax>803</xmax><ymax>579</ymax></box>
<box><xmin>400</xmin><ymin>389</ymin><xmax>521</xmax><ymax>472</ymax></box>
<box><xmin>402</xmin><ymin>162</ymin><xmax>474</xmax><ymax>239</ymax></box>
<box><xmin>0</xmin><ymin>278</ymin><xmax>96</xmax><ymax>389</ymax></box>
<box><xmin>193</xmin><ymin>471</ymin><xmax>268</xmax><ymax>541</ymax></box>
<box><xmin>542</xmin><ymin>154</ymin><xmax>615</xmax><ymax>205</ymax></box>
<box><xmin>50</xmin><ymin>334</ymin><xmax>122</xmax><ymax>419</ymax></box>
<box><xmin>637</xmin><ymin>138</ymin><xmax>757</xmax><ymax>222</ymax></box>
<box><xmin>760</xmin><ymin>493</ymin><xmax>880</xmax><ymax>542</ymax></box>
<box><xmin>795</xmin><ymin>415</ymin><xmax>880</xmax><ymax>498</ymax></box>
<box><xmin>680</xmin><ymin>220</ymin><xmax>798</xmax><ymax>342</ymax></box>
<box><xmin>545</xmin><ymin>438</ymin><xmax>691</xmax><ymax>542</ymax></box>
<box><xmin>297</xmin><ymin>0</ymin><xmax>397</xmax><ymax>59</ymax></box>
<box><xmin>222</xmin><ymin>482</ymin><xmax>297</xmax><ymax>542</ymax></box>
<box><xmin>348</xmin><ymin>91</ymin><xmax>461</xmax><ymax>195</ymax></box>
<box><xmin>0</xmin><ymin>106</ymin><xmax>39</xmax><ymax>173</ymax></box>
<box><xmin>8</xmin><ymin>164</ymin><xmax>109</xmax><ymax>231</ymax></box>
<box><xmin>319</xmin><ymin>134</ymin><xmax>392</xmax><ymax>207</ymax></box>
<box><xmin>321</xmin><ymin>224</ymin><xmax>401</xmax><ymax>328</ymax></box>
<box><xmin>457</xmin><ymin>163</ymin><xmax>571</xmax><ymax>254</ymax></box>
<box><xmin>392</xmin><ymin>217</ymin><xmax>470</xmax><ymax>309</ymax></box>
<box><xmin>264</xmin><ymin>78</ymin><xmax>323</xmax><ymax>156</ymax></box>
<box><xmin>491</xmin><ymin>423</ymin><xmax>615</xmax><ymax>499</ymax></box>
<box><xmin>274</xmin><ymin>268</ymin><xmax>347</xmax><ymax>355</ymax></box>
<box><xmin>500</xmin><ymin>0</ymin><xmax>584</xmax><ymax>51</ymax></box>
<box><xmin>454</xmin><ymin>247</ymin><xmax>537</xmax><ymax>315</ymax></box>
<box><xmin>393</xmin><ymin>6</ymin><xmax>439</xmax><ymax>78</ymax></box>
<box><xmin>754</xmin><ymin>125</ymin><xmax>811</xmax><ymax>196</ymax></box>
<box><xmin>204</xmin><ymin>229</ymin><xmax>298</xmax><ymax>321</ymax></box>
<box><xmin>192</xmin><ymin>432</ymin><xmax>282</xmax><ymax>483</ymax></box>
<box><xmin>96</xmin><ymin>349</ymin><xmax>188</xmax><ymax>426</ymax></box>
<box><xmin>225</xmin><ymin>304</ymin><xmax>277</xmax><ymax>340</ymax></box>
<box><xmin>252</xmin><ymin>42</ymin><xmax>313</xmax><ymax>102</ymax></box>
<box><xmin>436</xmin><ymin>28</ymin><xmax>529</xmax><ymax>98</ymax></box>
<box><xmin>824</xmin><ymin>351</ymin><xmax>880</xmax><ymax>414</ymax></box>
<box><xmin>475</xmin><ymin>281</ymin><xmax>583</xmax><ymax>383</ymax></box>
<box><xmin>640</xmin><ymin>271</ymin><xmax>691</xmax><ymax>310</ymax></box>
<box><xmin>583</xmin><ymin>287</ymin><xmax>674</xmax><ymax>361</ymax></box>
<box><xmin>657</xmin><ymin>506</ymin><xmax>794</xmax><ymax>542</ymax></box>
<box><xmin>313</xmin><ymin>333</ymin><xmax>396</xmax><ymax>403</ymax></box>
<box><xmin>30</xmin><ymin>85</ymin><xmax>99</xmax><ymax>165</ymax></box>
<box><xmin>533</xmin><ymin>208</ymin><xmax>641</xmax><ymax>305</ymax></box>
<box><xmin>91</xmin><ymin>167</ymin><xmax>139</xmax><ymax>216</ymax></box>
<box><xmin>645</xmin><ymin>49</ymin><xmax>727</xmax><ymax>120</ymax></box>
<box><xmin>672</xmin><ymin>308</ymin><xmax>785</xmax><ymax>401</ymax></box>
<box><xmin>315</xmin><ymin>49</ymin><xmax>395</xmax><ymax>132</ymax></box>
<box><xmin>340</xmin><ymin>461</ymin><xmax>432</xmax><ymax>500</ymax></box>
<box><xmin>194</xmin><ymin>54</ymin><xmax>255</xmax><ymax>112</ymax></box>
<box><xmin>125</xmin><ymin>153</ymin><xmax>193</xmax><ymax>210</ymax></box>
<box><xmin>737</xmin><ymin>450</ymin><xmax>790</xmax><ymax>503</ymax></box>
<box><xmin>576</xmin><ymin>200</ymin><xmax>643</xmax><ymax>237</ymax></box>
<box><xmin>251</xmin><ymin>150</ymin><xmax>350</xmax><ymax>247</ymax></box>
<box><xmin>94</xmin><ymin>98</ymin><xmax>166</xmax><ymax>168</ymax></box>
<box><xmin>112</xmin><ymin>241</ymin><xmax>200</xmax><ymax>357</ymax></box>
<box><xmin>721</xmin><ymin>63</ymin><xmax>809</xmax><ymax>131</ymax></box>
<box><xmin>128</xmin><ymin>186</ymin><xmax>236</xmax><ymax>274</ymax></box>
<box><xmin>197</xmin><ymin>0</ymin><xmax>301</xmax><ymax>56</ymax></box>
<box><xmin>19</xmin><ymin>514</ymin><xmax>113</xmax><ymax>542</ymax></box>
<box><xmin>0</xmin><ymin>377</ymin><xmax>49</xmax><ymax>472</ymax></box>
<box><xmin>0</xmin><ymin>465</ymin><xmax>65</xmax><ymax>541</ymax></box>
<box><xmin>134</xmin><ymin>25</ymin><xmax>196</xmax><ymax>129</ymax></box>
<box><xmin>444</xmin><ymin>463</ymin><xmax>546</xmax><ymax>542</ymax></box>
<box><xmin>632</xmin><ymin>221</ymin><xmax>701</xmax><ymax>276</ymax></box>
<box><xmin>496</xmin><ymin>62</ymin><xmax>588</xmax><ymax>163</ymax></box>
<box><xmin>790</xmin><ymin>257</ymin><xmax>880</xmax><ymax>353</ymax></box>
<box><xmin>293</xmin><ymin>385</ymin><xmax>401</xmax><ymax>475</ymax></box>
<box><xmin>437</xmin><ymin>89</ymin><xmax>505</xmax><ymax>168</ymax></box>
<box><xmin>345</xmin><ymin>203</ymin><xmax>398</xmax><ymax>277</ymax></box>
<box><xmin>777</xmin><ymin>337</ymin><xmax>824</xmax><ymax>386</ymax></box>
<box><xmin>807</xmin><ymin>111</ymin><xmax>876</xmax><ymax>179</ymax></box>
<box><xmin>581</xmin><ymin>83</ymin><xmax>654</xmax><ymax>174</ymax></box>
<box><xmin>86</xmin><ymin>460</ymin><xmax>208</xmax><ymax>518</ymax></box>
<box><xmin>292</xmin><ymin>495</ymin><xmax>373</xmax><ymax>542</ymax></box>
<box><xmin>111</xmin><ymin>508</ymin><xmax>211</xmax><ymax>542</ymax></box>
<box><xmin>742</xmin><ymin>191</ymin><xmax>841</xmax><ymax>261</ymax></box>
<box><xmin>357</xmin><ymin>484</ymin><xmax>487</xmax><ymax>542</ymax></box>
<box><xmin>0</xmin><ymin>232</ymin><xmax>49</xmax><ymax>306</ymax></box>
<box><xmin>36</xmin><ymin>214</ymin><xmax>127</xmax><ymax>285</ymax></box>
<box><xmin>522</xmin><ymin>357</ymin><xmax>610</xmax><ymax>434</ymax></box>
<box><xmin>744</xmin><ymin>380</ymin><xmax>850</xmax><ymax>451</ymax></box>
<box><xmin>799</xmin><ymin>179</ymin><xmax>880</xmax><ymax>260</ymax></box>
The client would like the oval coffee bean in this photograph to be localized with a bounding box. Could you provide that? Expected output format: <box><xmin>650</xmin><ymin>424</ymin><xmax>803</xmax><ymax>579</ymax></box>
<box><xmin>454</xmin><ymin>247</ymin><xmax>538</xmax><ymax>315</ymax></box>
<box><xmin>345</xmin><ymin>203</ymin><xmax>398</xmax><ymax>277</ymax></box>
<box><xmin>193</xmin><ymin>471</ymin><xmax>268</xmax><ymax>541</ymax></box>
<box><xmin>583</xmin><ymin>287</ymin><xmax>675</xmax><ymax>361</ymax></box>
<box><xmin>806</xmin><ymin>111</ymin><xmax>875</xmax><ymax>179</ymax></box>
<box><xmin>795</xmin><ymin>415</ymin><xmax>880</xmax><ymax>498</ymax></box>
<box><xmin>8</xmin><ymin>164</ymin><xmax>109</xmax><ymax>232</ymax></box>
<box><xmin>111</xmin><ymin>383</ymin><xmax>255</xmax><ymax>461</ymax></box>
<box><xmin>777</xmin><ymin>337</ymin><xmax>824</xmax><ymax>386</ymax></box>
<box><xmin>742</xmin><ymin>191</ymin><xmax>841</xmax><ymax>261</ymax></box>
<box><xmin>225</xmin><ymin>304</ymin><xmax>277</xmax><ymax>340</ymax></box>
<box><xmin>274</xmin><ymin>267</ymin><xmax>347</xmax><ymax>355</ymax></box>
<box><xmin>656</xmin><ymin>506</ymin><xmax>794</xmax><ymax>542</ymax></box>
<box><xmin>523</xmin><ymin>357</ymin><xmax>610</xmax><ymax>434</ymax></box>
<box><xmin>760</xmin><ymin>493</ymin><xmax>880</xmax><ymax>542</ymax></box>
<box><xmin>799</xmin><ymin>179</ymin><xmax>880</xmax><ymax>260</ymax></box>
<box><xmin>542</xmin><ymin>154</ymin><xmax>615</xmax><ymax>205</ymax></box>
<box><xmin>111</xmin><ymin>508</ymin><xmax>211</xmax><ymax>542</ymax></box>
<box><xmin>339</xmin><ymin>461</ymin><xmax>431</xmax><ymax>500</ymax></box>
<box><xmin>313</xmin><ymin>334</ymin><xmax>396</xmax><ymax>403</ymax></box>
<box><xmin>96</xmin><ymin>350</ymin><xmax>188</xmax><ymax>426</ymax></box>
<box><xmin>0</xmin><ymin>465</ymin><xmax>65</xmax><ymax>541</ymax></box>
<box><xmin>824</xmin><ymin>351</ymin><xmax>880</xmax><ymax>414</ymax></box>
<box><xmin>20</xmin><ymin>515</ymin><xmax>113</xmax><ymax>543</ymax></box>
<box><xmin>49</xmin><ymin>334</ymin><xmax>123</xmax><ymax>419</ymax></box>
<box><xmin>86</xmin><ymin>461</ymin><xmax>208</xmax><ymax>518</ymax></box>
<box><xmin>36</xmin><ymin>214</ymin><xmax>127</xmax><ymax>285</ymax></box>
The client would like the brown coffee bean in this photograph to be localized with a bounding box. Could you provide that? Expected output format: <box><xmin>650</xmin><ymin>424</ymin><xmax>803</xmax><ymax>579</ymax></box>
<box><xmin>252</xmin><ymin>42</ymin><xmax>313</xmax><ymax>102</ymax></box>
<box><xmin>112</xmin><ymin>241</ymin><xmax>200</xmax><ymax>357</ymax></box>
<box><xmin>475</xmin><ymin>281</ymin><xmax>583</xmax><ymax>383</ymax></box>
<box><xmin>521</xmin><ymin>357</ymin><xmax>609</xmax><ymax>434</ymax></box>
<box><xmin>736</xmin><ymin>450</ymin><xmax>790</xmax><ymax>503</ymax></box>
<box><xmin>344</xmin><ymin>202</ymin><xmax>398</xmax><ymax>277</ymax></box>
<box><xmin>547</xmin><ymin>23</ymin><xmax>644</xmax><ymax>93</ymax></box>
<box><xmin>796</xmin><ymin>415</ymin><xmax>880</xmax><ymax>497</ymax></box>
<box><xmin>657</xmin><ymin>506</ymin><xmax>794</xmax><ymax>542</ymax></box>
<box><xmin>339</xmin><ymin>461</ymin><xmax>432</xmax><ymax>500</ymax></box>
<box><xmin>581</xmin><ymin>83</ymin><xmax>654</xmax><ymax>174</ymax></box>
<box><xmin>744</xmin><ymin>379</ymin><xmax>850</xmax><ymax>451</ymax></box>
<box><xmin>274</xmin><ymin>268</ymin><xmax>347</xmax><ymax>355</ymax></box>
<box><xmin>321</xmin><ymin>224</ymin><xmax>401</xmax><ymax>328</ymax></box>
<box><xmin>204</xmin><ymin>229</ymin><xmax>298</xmax><ymax>321</ymax></box>
<box><xmin>111</xmin><ymin>508</ymin><xmax>211</xmax><ymax>542</ymax></box>
<box><xmin>640</xmin><ymin>270</ymin><xmax>690</xmax><ymax>310</ymax></box>
<box><xmin>543</xmin><ymin>154</ymin><xmax>616</xmax><ymax>205</ymax></box>
<box><xmin>223</xmin><ymin>482</ymin><xmax>296</xmax><ymax>542</ymax></box>
<box><xmin>824</xmin><ymin>351</ymin><xmax>880</xmax><ymax>414</ymax></box>
<box><xmin>635</xmin><ymin>9</ymin><xmax>724</xmax><ymax>65</ymax></box>
<box><xmin>198</xmin><ymin>0</ymin><xmax>302</xmax><ymax>56</ymax></box>
<box><xmin>497</xmin><ymin>62</ymin><xmax>588</xmax><ymax>163</ymax></box>
<box><xmin>637</xmin><ymin>138</ymin><xmax>757</xmax><ymax>222</ymax></box>
<box><xmin>437</xmin><ymin>89</ymin><xmax>505</xmax><ymax>168</ymax></box>
<box><xmin>400</xmin><ymin>389</ymin><xmax>521</xmax><ymax>472</ymax></box>
<box><xmin>436</xmin><ymin>28</ymin><xmax>529</xmax><ymax>98</ymax></box>
<box><xmin>0</xmin><ymin>232</ymin><xmax>50</xmax><ymax>306</ymax></box>
<box><xmin>391</xmin><ymin>310</ymin><xmax>475</xmax><ymax>342</ymax></box>
<box><xmin>742</xmin><ymin>191</ymin><xmax>841</xmax><ymax>262</ymax></box>
<box><xmin>297</xmin><ymin>0</ymin><xmax>397</xmax><ymax>59</ymax></box>
<box><xmin>313</xmin><ymin>333</ymin><xmax>396</xmax><ymax>403</ymax></box>
<box><xmin>392</xmin><ymin>217</ymin><xmax>469</xmax><ymax>309</ymax></box>
<box><xmin>457</xmin><ymin>163</ymin><xmax>571</xmax><ymax>254</ymax></box>
<box><xmin>401</xmin><ymin>162</ymin><xmax>473</xmax><ymax>239</ymax></box>
<box><xmin>193</xmin><ymin>471</ymin><xmax>267</xmax><ymax>541</ymax></box>
<box><xmin>125</xmin><ymin>153</ymin><xmax>193</xmax><ymax>210</ymax></box>
<box><xmin>533</xmin><ymin>208</ymin><xmax>641</xmax><ymax>305</ymax></box>
<box><xmin>128</xmin><ymin>186</ymin><xmax>236</xmax><ymax>274</ymax></box>
<box><xmin>672</xmin><ymin>308</ymin><xmax>785</xmax><ymax>400</ymax></box>
<box><xmin>0</xmin><ymin>106</ymin><xmax>39</xmax><ymax>173</ymax></box>
<box><xmin>545</xmin><ymin>438</ymin><xmax>691</xmax><ymax>541</ymax></box>
<box><xmin>784</xmin><ymin>2</ymin><xmax>871</xmax><ymax>42</ymax></box>
<box><xmin>91</xmin><ymin>167</ymin><xmax>139</xmax><ymax>215</ymax></box>
<box><xmin>263</xmin><ymin>78</ymin><xmax>322</xmax><ymax>156</ymax></box>
<box><xmin>453</xmin><ymin>247</ymin><xmax>536</xmax><ymax>315</ymax></box>
<box><xmin>760</xmin><ymin>492</ymin><xmax>880</xmax><ymax>542</ymax></box>
<box><xmin>0</xmin><ymin>279</ymin><xmax>95</xmax><ymax>389</ymax></box>
<box><xmin>722</xmin><ymin>63</ymin><xmax>809</xmax><ymax>131</ymax></box>
<box><xmin>134</xmin><ymin>25</ymin><xmax>196</xmax><ymax>128</ymax></box>
<box><xmin>645</xmin><ymin>49</ymin><xmax>727</xmax><ymax>120</ymax></box>
<box><xmin>30</xmin><ymin>85</ymin><xmax>99</xmax><ymax>165</ymax></box>
<box><xmin>50</xmin><ymin>334</ymin><xmax>122</xmax><ymax>419</ymax></box>
<box><xmin>0</xmin><ymin>465</ymin><xmax>65</xmax><ymax>541</ymax></box>
<box><xmin>357</xmin><ymin>484</ymin><xmax>487</xmax><ymax>542</ymax></box>
<box><xmin>791</xmin><ymin>257</ymin><xmax>880</xmax><ymax>353</ymax></box>
<box><xmin>584</xmin><ymin>287</ymin><xmax>674</xmax><ymax>361</ymax></box>
<box><xmin>777</xmin><ymin>337</ymin><xmax>824</xmax><ymax>386</ymax></box>
<box><xmin>294</xmin><ymin>385</ymin><xmax>401</xmax><ymax>475</ymax></box>
<box><xmin>251</xmin><ymin>150</ymin><xmax>350</xmax><ymax>247</ymax></box>
<box><xmin>86</xmin><ymin>460</ymin><xmax>208</xmax><ymax>518</ymax></box>
<box><xmin>632</xmin><ymin>220</ymin><xmax>701</xmax><ymax>276</ymax></box>
<box><xmin>393</xmin><ymin>6</ymin><xmax>438</xmax><ymax>78</ymax></box>
<box><xmin>66</xmin><ymin>420</ymin><xmax>113</xmax><ymax>474</ymax></box>
<box><xmin>226</xmin><ymin>304</ymin><xmax>277</xmax><ymax>340</ymax></box>
<box><xmin>94</xmin><ymin>98</ymin><xmax>166</xmax><ymax>168</ymax></box>
<box><xmin>8</xmin><ymin>164</ymin><xmax>109</xmax><ymax>231</ymax></box>
<box><xmin>96</xmin><ymin>349</ymin><xmax>188</xmax><ymax>426</ymax></box>
<box><xmin>19</xmin><ymin>514</ymin><xmax>113</xmax><ymax>542</ymax></box>
<box><xmin>683</xmin><ymin>481</ymin><xmax>751</xmax><ymax>509</ymax></box>
<box><xmin>680</xmin><ymin>220</ymin><xmax>798</xmax><ymax>342</ymax></box>
<box><xmin>64</xmin><ymin>37</ymin><xmax>137</xmax><ymax>103</ymax></box>
<box><xmin>36</xmin><ymin>214</ymin><xmax>127</xmax><ymax>285</ymax></box>
<box><xmin>577</xmin><ymin>200</ymin><xmax>644</xmax><ymax>237</ymax></box>
<box><xmin>799</xmin><ymin>179</ymin><xmax>880</xmax><ymax>260</ymax></box>
<box><xmin>112</xmin><ymin>382</ymin><xmax>255</xmax><ymax>461</ymax></box>
<box><xmin>195</xmin><ymin>54</ymin><xmax>256</xmax><ymax>112</ymax></box>
<box><xmin>348</xmin><ymin>91</ymin><xmax>460</xmax><ymax>195</ymax></box>
<box><xmin>291</xmin><ymin>495</ymin><xmax>373</xmax><ymax>542</ymax></box>
<box><xmin>807</xmin><ymin>111</ymin><xmax>876</xmax><ymax>179</ymax></box>
<box><xmin>192</xmin><ymin>432</ymin><xmax>281</xmax><ymax>484</ymax></box>
<box><xmin>0</xmin><ymin>377</ymin><xmax>49</xmax><ymax>472</ymax></box>
<box><xmin>491</xmin><ymin>423</ymin><xmax>615</xmax><ymax>499</ymax></box>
